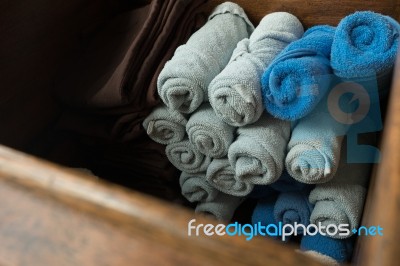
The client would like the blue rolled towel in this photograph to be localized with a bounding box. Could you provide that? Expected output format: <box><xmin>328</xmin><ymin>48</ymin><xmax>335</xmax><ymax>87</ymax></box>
<box><xmin>273</xmin><ymin>187</ymin><xmax>314</xmax><ymax>235</ymax></box>
<box><xmin>208</xmin><ymin>12</ymin><xmax>303</xmax><ymax>126</ymax></box>
<box><xmin>251</xmin><ymin>195</ymin><xmax>279</xmax><ymax>240</ymax></box>
<box><xmin>261</xmin><ymin>25</ymin><xmax>335</xmax><ymax>121</ymax></box>
<box><xmin>269</xmin><ymin>170</ymin><xmax>308</xmax><ymax>192</ymax></box>
<box><xmin>331</xmin><ymin>11</ymin><xmax>399</xmax><ymax>81</ymax></box>
<box><xmin>300</xmin><ymin>233</ymin><xmax>354</xmax><ymax>265</ymax></box>
<box><xmin>157</xmin><ymin>2</ymin><xmax>254</xmax><ymax>113</ymax></box>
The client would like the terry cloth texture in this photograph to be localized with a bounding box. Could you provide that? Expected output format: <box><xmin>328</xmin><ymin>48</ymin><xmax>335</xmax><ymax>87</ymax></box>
<box><xmin>209</xmin><ymin>12</ymin><xmax>304</xmax><ymax>126</ymax></box>
<box><xmin>179</xmin><ymin>171</ymin><xmax>219</xmax><ymax>203</ymax></box>
<box><xmin>195</xmin><ymin>192</ymin><xmax>244</xmax><ymax>221</ymax></box>
<box><xmin>228</xmin><ymin>112</ymin><xmax>291</xmax><ymax>185</ymax></box>
<box><xmin>143</xmin><ymin>105</ymin><xmax>188</xmax><ymax>145</ymax></box>
<box><xmin>309</xmin><ymin>134</ymin><xmax>374</xmax><ymax>238</ymax></box>
<box><xmin>331</xmin><ymin>11</ymin><xmax>399</xmax><ymax>79</ymax></box>
<box><xmin>206</xmin><ymin>158</ymin><xmax>254</xmax><ymax>196</ymax></box>
<box><xmin>273</xmin><ymin>188</ymin><xmax>314</xmax><ymax>235</ymax></box>
<box><xmin>300</xmin><ymin>234</ymin><xmax>354</xmax><ymax>264</ymax></box>
<box><xmin>261</xmin><ymin>25</ymin><xmax>335</xmax><ymax>121</ymax></box>
<box><xmin>158</xmin><ymin>2</ymin><xmax>254</xmax><ymax>113</ymax></box>
<box><xmin>166</xmin><ymin>139</ymin><xmax>211</xmax><ymax>173</ymax></box>
<box><xmin>186</xmin><ymin>104</ymin><xmax>236</xmax><ymax>158</ymax></box>
<box><xmin>285</xmin><ymin>100</ymin><xmax>349</xmax><ymax>184</ymax></box>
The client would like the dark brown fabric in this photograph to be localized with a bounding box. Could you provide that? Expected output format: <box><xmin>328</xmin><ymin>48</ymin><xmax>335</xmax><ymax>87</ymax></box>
<box><xmin>0</xmin><ymin>0</ymin><xmax>120</xmax><ymax>148</ymax></box>
<box><xmin>36</xmin><ymin>0</ymin><xmax>208</xmax><ymax>201</ymax></box>
<box><xmin>55</xmin><ymin>3</ymin><xmax>155</xmax><ymax>107</ymax></box>
<box><xmin>56</xmin><ymin>0</ymin><xmax>207</xmax><ymax>142</ymax></box>
<box><xmin>84</xmin><ymin>135</ymin><xmax>186</xmax><ymax>202</ymax></box>
<box><xmin>1</xmin><ymin>0</ymin><xmax>208</xmax><ymax>202</ymax></box>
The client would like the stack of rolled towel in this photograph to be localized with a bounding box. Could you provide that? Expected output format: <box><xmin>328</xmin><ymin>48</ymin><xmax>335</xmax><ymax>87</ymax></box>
<box><xmin>144</xmin><ymin>3</ymin><xmax>399</xmax><ymax>264</ymax></box>
<box><xmin>253</xmin><ymin>10</ymin><xmax>398</xmax><ymax>265</ymax></box>
<box><xmin>144</xmin><ymin>2</ymin><xmax>304</xmax><ymax>221</ymax></box>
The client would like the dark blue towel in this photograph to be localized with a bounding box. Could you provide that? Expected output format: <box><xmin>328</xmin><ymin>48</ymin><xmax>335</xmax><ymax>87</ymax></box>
<box><xmin>273</xmin><ymin>187</ymin><xmax>314</xmax><ymax>235</ymax></box>
<box><xmin>331</xmin><ymin>11</ymin><xmax>399</xmax><ymax>80</ymax></box>
<box><xmin>251</xmin><ymin>195</ymin><xmax>280</xmax><ymax>240</ymax></box>
<box><xmin>261</xmin><ymin>25</ymin><xmax>335</xmax><ymax>121</ymax></box>
<box><xmin>301</xmin><ymin>233</ymin><xmax>354</xmax><ymax>264</ymax></box>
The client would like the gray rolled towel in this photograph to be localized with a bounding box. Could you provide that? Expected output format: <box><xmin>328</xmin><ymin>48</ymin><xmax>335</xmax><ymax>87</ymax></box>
<box><xmin>186</xmin><ymin>104</ymin><xmax>236</xmax><ymax>158</ymax></box>
<box><xmin>143</xmin><ymin>105</ymin><xmax>187</xmax><ymax>145</ymax></box>
<box><xmin>228</xmin><ymin>112</ymin><xmax>290</xmax><ymax>185</ymax></box>
<box><xmin>165</xmin><ymin>139</ymin><xmax>211</xmax><ymax>173</ymax></box>
<box><xmin>179</xmin><ymin>171</ymin><xmax>219</xmax><ymax>203</ymax></box>
<box><xmin>309</xmin><ymin>134</ymin><xmax>374</xmax><ymax>238</ymax></box>
<box><xmin>206</xmin><ymin>158</ymin><xmax>253</xmax><ymax>196</ymax></box>
<box><xmin>195</xmin><ymin>192</ymin><xmax>244</xmax><ymax>221</ymax></box>
<box><xmin>208</xmin><ymin>12</ymin><xmax>304</xmax><ymax>126</ymax></box>
<box><xmin>157</xmin><ymin>2</ymin><xmax>254</xmax><ymax>114</ymax></box>
<box><xmin>285</xmin><ymin>101</ymin><xmax>349</xmax><ymax>184</ymax></box>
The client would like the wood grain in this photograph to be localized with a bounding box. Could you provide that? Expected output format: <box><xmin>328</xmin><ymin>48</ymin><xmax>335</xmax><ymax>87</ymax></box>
<box><xmin>0</xmin><ymin>145</ymin><xmax>323</xmax><ymax>266</ymax></box>
<box><xmin>202</xmin><ymin>0</ymin><xmax>400</xmax><ymax>28</ymax></box>
<box><xmin>354</xmin><ymin>57</ymin><xmax>400</xmax><ymax>265</ymax></box>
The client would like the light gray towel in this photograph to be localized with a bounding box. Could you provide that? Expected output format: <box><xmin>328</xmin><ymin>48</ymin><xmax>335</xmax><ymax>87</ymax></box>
<box><xmin>206</xmin><ymin>158</ymin><xmax>253</xmax><ymax>196</ymax></box>
<box><xmin>165</xmin><ymin>139</ymin><xmax>211</xmax><ymax>173</ymax></box>
<box><xmin>228</xmin><ymin>112</ymin><xmax>290</xmax><ymax>185</ymax></box>
<box><xmin>157</xmin><ymin>2</ymin><xmax>254</xmax><ymax>114</ymax></box>
<box><xmin>285</xmin><ymin>101</ymin><xmax>349</xmax><ymax>184</ymax></box>
<box><xmin>143</xmin><ymin>105</ymin><xmax>187</xmax><ymax>145</ymax></box>
<box><xmin>309</xmin><ymin>134</ymin><xmax>374</xmax><ymax>239</ymax></box>
<box><xmin>208</xmin><ymin>12</ymin><xmax>304</xmax><ymax>126</ymax></box>
<box><xmin>179</xmin><ymin>171</ymin><xmax>219</xmax><ymax>203</ymax></box>
<box><xmin>186</xmin><ymin>104</ymin><xmax>236</xmax><ymax>158</ymax></box>
<box><xmin>195</xmin><ymin>192</ymin><xmax>243</xmax><ymax>221</ymax></box>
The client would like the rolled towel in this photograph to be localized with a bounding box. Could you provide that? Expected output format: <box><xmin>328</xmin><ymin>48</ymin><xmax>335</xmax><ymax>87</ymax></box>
<box><xmin>273</xmin><ymin>188</ymin><xmax>314</xmax><ymax>235</ymax></box>
<box><xmin>206</xmin><ymin>158</ymin><xmax>254</xmax><ymax>196</ymax></box>
<box><xmin>261</xmin><ymin>25</ymin><xmax>335</xmax><ymax>121</ymax></box>
<box><xmin>285</xmin><ymin>100</ymin><xmax>349</xmax><ymax>184</ymax></box>
<box><xmin>309</xmin><ymin>136</ymin><xmax>373</xmax><ymax>238</ymax></box>
<box><xmin>165</xmin><ymin>139</ymin><xmax>211</xmax><ymax>173</ymax></box>
<box><xmin>331</xmin><ymin>11</ymin><xmax>399</xmax><ymax>80</ymax></box>
<box><xmin>195</xmin><ymin>192</ymin><xmax>243</xmax><ymax>221</ymax></box>
<box><xmin>143</xmin><ymin>105</ymin><xmax>187</xmax><ymax>145</ymax></box>
<box><xmin>157</xmin><ymin>2</ymin><xmax>254</xmax><ymax>113</ymax></box>
<box><xmin>208</xmin><ymin>12</ymin><xmax>303</xmax><ymax>126</ymax></box>
<box><xmin>251</xmin><ymin>195</ymin><xmax>280</xmax><ymax>240</ymax></box>
<box><xmin>186</xmin><ymin>104</ymin><xmax>236</xmax><ymax>158</ymax></box>
<box><xmin>300</xmin><ymin>233</ymin><xmax>354</xmax><ymax>265</ymax></box>
<box><xmin>228</xmin><ymin>112</ymin><xmax>290</xmax><ymax>185</ymax></box>
<box><xmin>269</xmin><ymin>170</ymin><xmax>308</xmax><ymax>192</ymax></box>
<box><xmin>179</xmin><ymin>172</ymin><xmax>219</xmax><ymax>203</ymax></box>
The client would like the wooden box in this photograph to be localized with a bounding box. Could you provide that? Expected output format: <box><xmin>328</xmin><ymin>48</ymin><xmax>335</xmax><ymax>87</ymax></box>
<box><xmin>0</xmin><ymin>0</ymin><xmax>399</xmax><ymax>265</ymax></box>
